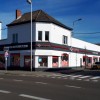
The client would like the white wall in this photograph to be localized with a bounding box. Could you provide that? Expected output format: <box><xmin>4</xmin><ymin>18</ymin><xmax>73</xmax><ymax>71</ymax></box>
<box><xmin>36</xmin><ymin>22</ymin><xmax>52</xmax><ymax>41</ymax></box>
<box><xmin>36</xmin><ymin>22</ymin><xmax>71</xmax><ymax>45</ymax></box>
<box><xmin>7</xmin><ymin>23</ymin><xmax>36</xmax><ymax>44</ymax></box>
<box><xmin>72</xmin><ymin>38</ymin><xmax>100</xmax><ymax>52</ymax></box>
<box><xmin>51</xmin><ymin>23</ymin><xmax>71</xmax><ymax>45</ymax></box>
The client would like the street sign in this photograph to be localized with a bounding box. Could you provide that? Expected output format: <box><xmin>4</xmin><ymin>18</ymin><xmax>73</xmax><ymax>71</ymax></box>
<box><xmin>4</xmin><ymin>51</ymin><xmax>9</xmax><ymax>58</ymax></box>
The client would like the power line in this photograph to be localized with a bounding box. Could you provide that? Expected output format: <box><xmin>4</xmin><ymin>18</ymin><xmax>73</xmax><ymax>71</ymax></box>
<box><xmin>74</xmin><ymin>32</ymin><xmax>100</xmax><ymax>34</ymax></box>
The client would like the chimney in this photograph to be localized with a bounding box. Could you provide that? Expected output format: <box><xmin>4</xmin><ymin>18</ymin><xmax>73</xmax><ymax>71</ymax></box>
<box><xmin>16</xmin><ymin>10</ymin><xmax>22</xmax><ymax>19</ymax></box>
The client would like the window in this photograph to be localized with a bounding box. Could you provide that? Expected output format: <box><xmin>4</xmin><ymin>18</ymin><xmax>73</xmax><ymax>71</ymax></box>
<box><xmin>63</xmin><ymin>35</ymin><xmax>68</xmax><ymax>44</ymax></box>
<box><xmin>45</xmin><ymin>31</ymin><xmax>49</xmax><ymax>41</ymax></box>
<box><xmin>12</xmin><ymin>33</ymin><xmax>18</xmax><ymax>43</ymax></box>
<box><xmin>38</xmin><ymin>56</ymin><xmax>48</xmax><ymax>67</ymax></box>
<box><xmin>38</xmin><ymin>31</ymin><xmax>42</xmax><ymax>41</ymax></box>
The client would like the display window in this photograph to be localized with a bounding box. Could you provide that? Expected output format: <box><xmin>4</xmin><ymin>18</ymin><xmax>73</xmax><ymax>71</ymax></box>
<box><xmin>38</xmin><ymin>56</ymin><xmax>48</xmax><ymax>67</ymax></box>
<box><xmin>61</xmin><ymin>53</ymin><xmax>69</xmax><ymax>67</ymax></box>
<box><xmin>24</xmin><ymin>56</ymin><xmax>33</xmax><ymax>67</ymax></box>
<box><xmin>10</xmin><ymin>53</ymin><xmax>20</xmax><ymax>66</ymax></box>
<box><xmin>0</xmin><ymin>54</ymin><xmax>5</xmax><ymax>68</ymax></box>
<box><xmin>52</xmin><ymin>56</ymin><xmax>58</xmax><ymax>67</ymax></box>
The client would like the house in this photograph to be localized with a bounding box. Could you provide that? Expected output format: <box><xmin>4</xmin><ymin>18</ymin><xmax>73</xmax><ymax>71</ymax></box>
<box><xmin>0</xmin><ymin>9</ymin><xmax>100</xmax><ymax>70</ymax></box>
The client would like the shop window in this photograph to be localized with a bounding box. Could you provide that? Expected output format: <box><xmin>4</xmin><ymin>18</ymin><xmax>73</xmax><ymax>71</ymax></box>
<box><xmin>52</xmin><ymin>56</ymin><xmax>58</xmax><ymax>67</ymax></box>
<box><xmin>24</xmin><ymin>56</ymin><xmax>33</xmax><ymax>67</ymax></box>
<box><xmin>61</xmin><ymin>53</ymin><xmax>69</xmax><ymax>67</ymax></box>
<box><xmin>63</xmin><ymin>35</ymin><xmax>68</xmax><ymax>44</ymax></box>
<box><xmin>45</xmin><ymin>31</ymin><xmax>49</xmax><ymax>41</ymax></box>
<box><xmin>38</xmin><ymin>56</ymin><xmax>48</xmax><ymax>67</ymax></box>
<box><xmin>0</xmin><ymin>54</ymin><xmax>5</xmax><ymax>68</ymax></box>
<box><xmin>38</xmin><ymin>31</ymin><xmax>42</xmax><ymax>41</ymax></box>
<box><xmin>10</xmin><ymin>54</ymin><xmax>20</xmax><ymax>66</ymax></box>
<box><xmin>12</xmin><ymin>33</ymin><xmax>18</xmax><ymax>43</ymax></box>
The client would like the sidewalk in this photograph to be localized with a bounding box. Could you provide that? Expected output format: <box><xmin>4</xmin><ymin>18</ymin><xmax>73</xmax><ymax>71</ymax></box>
<box><xmin>0</xmin><ymin>67</ymin><xmax>84</xmax><ymax>76</ymax></box>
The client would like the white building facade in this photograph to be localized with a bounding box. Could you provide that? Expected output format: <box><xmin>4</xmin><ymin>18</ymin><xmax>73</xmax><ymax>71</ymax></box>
<box><xmin>0</xmin><ymin>10</ymin><xmax>100</xmax><ymax>70</ymax></box>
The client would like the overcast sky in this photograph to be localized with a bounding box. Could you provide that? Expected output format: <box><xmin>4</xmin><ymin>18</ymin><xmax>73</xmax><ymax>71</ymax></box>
<box><xmin>0</xmin><ymin>0</ymin><xmax>100</xmax><ymax>43</ymax></box>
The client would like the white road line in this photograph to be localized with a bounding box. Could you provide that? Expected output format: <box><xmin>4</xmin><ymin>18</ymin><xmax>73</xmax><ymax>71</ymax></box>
<box><xmin>92</xmin><ymin>80</ymin><xmax>98</xmax><ymax>82</ymax></box>
<box><xmin>71</xmin><ymin>75</ymin><xmax>83</xmax><ymax>78</ymax></box>
<box><xmin>0</xmin><ymin>78</ymin><xmax>4</xmax><ymax>79</ymax></box>
<box><xmin>76</xmin><ymin>79</ymin><xmax>82</xmax><ymax>80</ymax></box>
<box><xmin>35</xmin><ymin>82</ymin><xmax>48</xmax><ymax>85</ymax></box>
<box><xmin>79</xmin><ymin>76</ymin><xmax>91</xmax><ymax>79</ymax></box>
<box><xmin>65</xmin><ymin>85</ymin><xmax>81</xmax><ymax>89</ymax></box>
<box><xmin>0</xmin><ymin>90</ymin><xmax>11</xmax><ymax>94</ymax></box>
<box><xmin>19</xmin><ymin>94</ymin><xmax>51</xmax><ymax>100</ymax></box>
<box><xmin>13</xmin><ymin>79</ymin><xmax>23</xmax><ymax>82</ymax></box>
<box><xmin>90</xmin><ymin>76</ymin><xmax>100</xmax><ymax>80</ymax></box>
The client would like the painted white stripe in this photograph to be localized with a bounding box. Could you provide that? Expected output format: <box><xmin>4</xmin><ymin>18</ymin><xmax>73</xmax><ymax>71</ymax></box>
<box><xmin>35</xmin><ymin>82</ymin><xmax>48</xmax><ymax>85</ymax></box>
<box><xmin>92</xmin><ymin>80</ymin><xmax>98</xmax><ymax>82</ymax></box>
<box><xmin>19</xmin><ymin>94</ymin><xmax>51</xmax><ymax>100</ymax></box>
<box><xmin>0</xmin><ymin>78</ymin><xmax>4</xmax><ymax>79</ymax></box>
<box><xmin>79</xmin><ymin>76</ymin><xmax>91</xmax><ymax>79</ymax></box>
<box><xmin>76</xmin><ymin>79</ymin><xmax>82</xmax><ymax>80</ymax></box>
<box><xmin>13</xmin><ymin>79</ymin><xmax>23</xmax><ymax>82</ymax></box>
<box><xmin>90</xmin><ymin>76</ymin><xmax>100</xmax><ymax>80</ymax></box>
<box><xmin>0</xmin><ymin>90</ymin><xmax>11</xmax><ymax>94</ymax></box>
<box><xmin>65</xmin><ymin>85</ymin><xmax>81</xmax><ymax>89</ymax></box>
<box><xmin>71</xmin><ymin>75</ymin><xmax>83</xmax><ymax>78</ymax></box>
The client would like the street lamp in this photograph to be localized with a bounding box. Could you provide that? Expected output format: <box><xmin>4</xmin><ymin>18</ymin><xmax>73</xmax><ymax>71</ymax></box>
<box><xmin>72</xmin><ymin>18</ymin><xmax>82</xmax><ymax>36</ymax></box>
<box><xmin>27</xmin><ymin>0</ymin><xmax>33</xmax><ymax>71</ymax></box>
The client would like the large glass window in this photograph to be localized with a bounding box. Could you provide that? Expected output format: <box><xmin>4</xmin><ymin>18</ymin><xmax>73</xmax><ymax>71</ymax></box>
<box><xmin>12</xmin><ymin>33</ymin><xmax>18</xmax><ymax>43</ymax></box>
<box><xmin>52</xmin><ymin>56</ymin><xmax>58</xmax><ymax>67</ymax></box>
<box><xmin>38</xmin><ymin>31</ymin><xmax>42</xmax><ymax>41</ymax></box>
<box><xmin>61</xmin><ymin>53</ymin><xmax>69</xmax><ymax>67</ymax></box>
<box><xmin>38</xmin><ymin>56</ymin><xmax>48</xmax><ymax>67</ymax></box>
<box><xmin>10</xmin><ymin>53</ymin><xmax>20</xmax><ymax>66</ymax></box>
<box><xmin>63</xmin><ymin>35</ymin><xmax>68</xmax><ymax>44</ymax></box>
<box><xmin>45</xmin><ymin>31</ymin><xmax>49</xmax><ymax>41</ymax></box>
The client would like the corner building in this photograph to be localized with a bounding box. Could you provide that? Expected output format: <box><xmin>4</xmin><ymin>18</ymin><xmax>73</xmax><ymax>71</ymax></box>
<box><xmin>0</xmin><ymin>10</ymin><xmax>100</xmax><ymax>70</ymax></box>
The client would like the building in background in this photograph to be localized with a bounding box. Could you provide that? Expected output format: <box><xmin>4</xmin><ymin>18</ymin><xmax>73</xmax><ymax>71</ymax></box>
<box><xmin>0</xmin><ymin>10</ymin><xmax>100</xmax><ymax>70</ymax></box>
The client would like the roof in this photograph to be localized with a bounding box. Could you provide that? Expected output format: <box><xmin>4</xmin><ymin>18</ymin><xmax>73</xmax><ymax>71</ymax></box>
<box><xmin>7</xmin><ymin>10</ymin><xmax>72</xmax><ymax>30</ymax></box>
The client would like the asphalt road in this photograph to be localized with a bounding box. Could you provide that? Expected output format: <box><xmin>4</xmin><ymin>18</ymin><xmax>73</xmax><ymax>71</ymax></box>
<box><xmin>0</xmin><ymin>72</ymin><xmax>100</xmax><ymax>100</ymax></box>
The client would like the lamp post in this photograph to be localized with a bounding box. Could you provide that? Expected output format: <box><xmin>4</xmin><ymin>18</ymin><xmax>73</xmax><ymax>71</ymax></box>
<box><xmin>27</xmin><ymin>0</ymin><xmax>33</xmax><ymax>71</ymax></box>
<box><xmin>72</xmin><ymin>18</ymin><xmax>82</xmax><ymax>36</ymax></box>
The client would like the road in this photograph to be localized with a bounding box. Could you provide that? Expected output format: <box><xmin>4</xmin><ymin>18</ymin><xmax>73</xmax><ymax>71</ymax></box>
<box><xmin>0</xmin><ymin>71</ymin><xmax>100</xmax><ymax>100</ymax></box>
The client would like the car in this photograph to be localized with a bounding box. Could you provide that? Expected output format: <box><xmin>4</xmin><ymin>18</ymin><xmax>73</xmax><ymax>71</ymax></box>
<box><xmin>92</xmin><ymin>62</ymin><xmax>100</xmax><ymax>69</ymax></box>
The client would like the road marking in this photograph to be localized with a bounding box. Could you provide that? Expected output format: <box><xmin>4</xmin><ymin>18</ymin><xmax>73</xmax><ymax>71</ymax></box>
<box><xmin>35</xmin><ymin>82</ymin><xmax>48</xmax><ymax>85</ymax></box>
<box><xmin>76</xmin><ymin>79</ymin><xmax>82</xmax><ymax>80</ymax></box>
<box><xmin>19</xmin><ymin>94</ymin><xmax>51</xmax><ymax>100</ymax></box>
<box><xmin>92</xmin><ymin>80</ymin><xmax>98</xmax><ymax>82</ymax></box>
<box><xmin>90</xmin><ymin>76</ymin><xmax>100</xmax><ymax>80</ymax></box>
<box><xmin>13</xmin><ymin>79</ymin><xmax>23</xmax><ymax>82</ymax></box>
<box><xmin>0</xmin><ymin>78</ymin><xmax>4</xmax><ymax>79</ymax></box>
<box><xmin>65</xmin><ymin>85</ymin><xmax>81</xmax><ymax>89</ymax></box>
<box><xmin>0</xmin><ymin>90</ymin><xmax>11</xmax><ymax>94</ymax></box>
<box><xmin>71</xmin><ymin>75</ymin><xmax>83</xmax><ymax>78</ymax></box>
<box><xmin>79</xmin><ymin>76</ymin><xmax>91</xmax><ymax>79</ymax></box>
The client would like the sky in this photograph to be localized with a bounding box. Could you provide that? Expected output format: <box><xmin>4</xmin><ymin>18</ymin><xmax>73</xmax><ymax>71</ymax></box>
<box><xmin>0</xmin><ymin>0</ymin><xmax>100</xmax><ymax>43</ymax></box>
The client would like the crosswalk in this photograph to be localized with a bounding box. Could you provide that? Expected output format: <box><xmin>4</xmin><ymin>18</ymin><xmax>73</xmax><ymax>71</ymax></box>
<box><xmin>34</xmin><ymin>73</ymin><xmax>100</xmax><ymax>82</ymax></box>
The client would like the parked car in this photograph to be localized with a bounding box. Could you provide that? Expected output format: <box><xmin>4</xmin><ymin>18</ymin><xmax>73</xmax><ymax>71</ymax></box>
<box><xmin>92</xmin><ymin>62</ymin><xmax>100</xmax><ymax>69</ymax></box>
